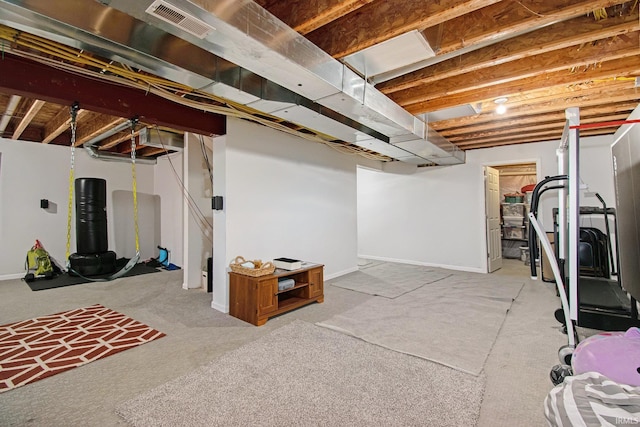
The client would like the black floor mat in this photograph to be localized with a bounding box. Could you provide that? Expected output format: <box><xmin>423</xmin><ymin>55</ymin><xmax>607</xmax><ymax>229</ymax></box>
<box><xmin>25</xmin><ymin>259</ymin><xmax>161</xmax><ymax>291</ymax></box>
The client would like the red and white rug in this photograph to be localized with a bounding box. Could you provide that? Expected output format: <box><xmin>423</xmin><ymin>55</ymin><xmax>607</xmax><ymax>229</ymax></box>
<box><xmin>0</xmin><ymin>304</ymin><xmax>165</xmax><ymax>393</ymax></box>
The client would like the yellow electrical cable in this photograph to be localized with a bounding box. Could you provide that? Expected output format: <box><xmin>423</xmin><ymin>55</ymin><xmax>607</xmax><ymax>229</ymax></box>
<box><xmin>0</xmin><ymin>24</ymin><xmax>392</xmax><ymax>162</ymax></box>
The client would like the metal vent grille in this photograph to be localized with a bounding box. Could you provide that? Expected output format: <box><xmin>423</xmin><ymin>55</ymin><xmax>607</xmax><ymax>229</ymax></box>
<box><xmin>145</xmin><ymin>0</ymin><xmax>214</xmax><ymax>39</ymax></box>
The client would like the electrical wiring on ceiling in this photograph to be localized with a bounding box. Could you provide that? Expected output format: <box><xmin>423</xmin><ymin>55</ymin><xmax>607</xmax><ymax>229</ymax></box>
<box><xmin>0</xmin><ymin>24</ymin><xmax>392</xmax><ymax>162</ymax></box>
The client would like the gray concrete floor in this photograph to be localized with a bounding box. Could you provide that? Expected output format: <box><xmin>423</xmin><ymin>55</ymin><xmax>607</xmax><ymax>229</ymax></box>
<box><xmin>0</xmin><ymin>259</ymin><xmax>566</xmax><ymax>426</ymax></box>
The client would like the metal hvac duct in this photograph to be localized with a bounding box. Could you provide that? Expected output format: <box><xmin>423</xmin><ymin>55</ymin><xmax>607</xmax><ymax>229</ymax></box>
<box><xmin>82</xmin><ymin>126</ymin><xmax>178</xmax><ymax>165</ymax></box>
<box><xmin>0</xmin><ymin>0</ymin><xmax>465</xmax><ymax>165</ymax></box>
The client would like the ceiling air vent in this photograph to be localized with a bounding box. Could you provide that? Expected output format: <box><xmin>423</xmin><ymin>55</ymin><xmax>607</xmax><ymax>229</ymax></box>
<box><xmin>145</xmin><ymin>0</ymin><xmax>214</xmax><ymax>39</ymax></box>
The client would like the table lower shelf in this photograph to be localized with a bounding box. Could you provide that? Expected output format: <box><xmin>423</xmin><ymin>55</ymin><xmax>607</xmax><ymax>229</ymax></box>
<box><xmin>256</xmin><ymin>295</ymin><xmax>323</xmax><ymax>326</ymax></box>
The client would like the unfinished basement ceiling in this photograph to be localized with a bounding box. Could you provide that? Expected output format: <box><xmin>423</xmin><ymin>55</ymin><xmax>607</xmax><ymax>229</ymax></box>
<box><xmin>0</xmin><ymin>0</ymin><xmax>638</xmax><ymax>163</ymax></box>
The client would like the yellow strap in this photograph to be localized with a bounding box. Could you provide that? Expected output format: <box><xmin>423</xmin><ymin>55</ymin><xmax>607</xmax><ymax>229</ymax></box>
<box><xmin>65</xmin><ymin>113</ymin><xmax>140</xmax><ymax>266</ymax></box>
<box><xmin>66</xmin><ymin>104</ymin><xmax>78</xmax><ymax>264</ymax></box>
<box><xmin>65</xmin><ymin>167</ymin><xmax>74</xmax><ymax>261</ymax></box>
<box><xmin>130</xmin><ymin>125</ymin><xmax>140</xmax><ymax>254</ymax></box>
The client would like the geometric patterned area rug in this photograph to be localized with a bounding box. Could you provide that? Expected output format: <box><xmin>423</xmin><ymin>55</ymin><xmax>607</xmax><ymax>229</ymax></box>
<box><xmin>0</xmin><ymin>304</ymin><xmax>165</xmax><ymax>393</ymax></box>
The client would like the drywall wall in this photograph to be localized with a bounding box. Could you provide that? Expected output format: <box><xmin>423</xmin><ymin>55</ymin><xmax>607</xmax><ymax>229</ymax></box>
<box><xmin>154</xmin><ymin>152</ymin><xmax>184</xmax><ymax>267</ymax></box>
<box><xmin>358</xmin><ymin>135</ymin><xmax>616</xmax><ymax>272</ymax></box>
<box><xmin>211</xmin><ymin>118</ymin><xmax>360</xmax><ymax>312</ymax></box>
<box><xmin>183</xmin><ymin>133</ymin><xmax>213</xmax><ymax>289</ymax></box>
<box><xmin>0</xmin><ymin>138</ymin><xmax>155</xmax><ymax>278</ymax></box>
<box><xmin>212</xmin><ymin>134</ymin><xmax>227</xmax><ymax>311</ymax></box>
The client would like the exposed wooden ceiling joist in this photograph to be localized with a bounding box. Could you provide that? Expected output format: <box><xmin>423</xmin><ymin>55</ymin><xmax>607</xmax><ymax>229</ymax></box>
<box><xmin>393</xmin><ymin>32</ymin><xmax>638</xmax><ymax>107</ymax></box>
<box><xmin>42</xmin><ymin>107</ymin><xmax>88</xmax><ymax>144</ymax></box>
<box><xmin>12</xmin><ymin>99</ymin><xmax>44</xmax><ymax>140</ymax></box>
<box><xmin>73</xmin><ymin>115</ymin><xmax>127</xmax><ymax>147</ymax></box>
<box><xmin>420</xmin><ymin>0</ymin><xmax>625</xmax><ymax>56</ymax></box>
<box><xmin>433</xmin><ymin>83</ymin><xmax>639</xmax><ymax>134</ymax></box>
<box><xmin>402</xmin><ymin>55</ymin><xmax>640</xmax><ymax>114</ymax></box>
<box><xmin>253</xmin><ymin>0</ymin><xmax>376</xmax><ymax>34</ymax></box>
<box><xmin>0</xmin><ymin>0</ymin><xmax>637</xmax><ymax>156</ymax></box>
<box><xmin>305</xmin><ymin>0</ymin><xmax>501</xmax><ymax>58</ymax></box>
<box><xmin>379</xmin><ymin>11</ymin><xmax>639</xmax><ymax>94</ymax></box>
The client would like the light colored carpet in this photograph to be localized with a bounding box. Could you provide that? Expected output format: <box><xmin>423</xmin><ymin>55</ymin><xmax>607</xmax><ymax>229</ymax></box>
<box><xmin>117</xmin><ymin>320</ymin><xmax>484</xmax><ymax>427</ymax></box>
<box><xmin>330</xmin><ymin>262</ymin><xmax>452</xmax><ymax>298</ymax></box>
<box><xmin>318</xmin><ymin>272</ymin><xmax>524</xmax><ymax>376</ymax></box>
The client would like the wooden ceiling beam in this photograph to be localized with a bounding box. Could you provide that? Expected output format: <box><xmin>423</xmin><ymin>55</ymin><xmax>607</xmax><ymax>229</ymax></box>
<box><xmin>439</xmin><ymin>103</ymin><xmax>638</xmax><ymax>137</ymax></box>
<box><xmin>421</xmin><ymin>0</ymin><xmax>625</xmax><ymax>56</ymax></box>
<box><xmin>458</xmin><ymin>128</ymin><xmax>564</xmax><ymax>146</ymax></box>
<box><xmin>74</xmin><ymin>114</ymin><xmax>128</xmax><ymax>147</ymax></box>
<box><xmin>432</xmin><ymin>84</ymin><xmax>640</xmax><ymax>133</ymax></box>
<box><xmin>448</xmin><ymin>113</ymin><xmax>631</xmax><ymax>143</ymax></box>
<box><xmin>5</xmin><ymin>126</ymin><xmax>42</xmax><ymax>142</ymax></box>
<box><xmin>253</xmin><ymin>0</ymin><xmax>374</xmax><ymax>34</ymax></box>
<box><xmin>468</xmin><ymin>79</ymin><xmax>639</xmax><ymax>117</ymax></box>
<box><xmin>379</xmin><ymin>11</ymin><xmax>639</xmax><ymax>94</ymax></box>
<box><xmin>304</xmin><ymin>0</ymin><xmax>501</xmax><ymax>58</ymax></box>
<box><xmin>0</xmin><ymin>94</ymin><xmax>21</xmax><ymax>134</ymax></box>
<box><xmin>429</xmin><ymin>79</ymin><xmax>640</xmax><ymax>131</ymax></box>
<box><xmin>42</xmin><ymin>107</ymin><xmax>89</xmax><ymax>144</ymax></box>
<box><xmin>458</xmin><ymin>127</ymin><xmax>615</xmax><ymax>150</ymax></box>
<box><xmin>117</xmin><ymin>141</ymin><xmax>143</xmax><ymax>155</ymax></box>
<box><xmin>403</xmin><ymin>56</ymin><xmax>640</xmax><ymax>114</ymax></box>
<box><xmin>138</xmin><ymin>146</ymin><xmax>169</xmax><ymax>157</ymax></box>
<box><xmin>465</xmin><ymin>92</ymin><xmax>639</xmax><ymax>127</ymax></box>
<box><xmin>12</xmin><ymin>99</ymin><xmax>44</xmax><ymax>140</ymax></box>
<box><xmin>454</xmin><ymin>121</ymin><xmax>619</xmax><ymax>146</ymax></box>
<box><xmin>97</xmin><ymin>129</ymin><xmax>144</xmax><ymax>150</ymax></box>
<box><xmin>393</xmin><ymin>32</ymin><xmax>639</xmax><ymax>106</ymax></box>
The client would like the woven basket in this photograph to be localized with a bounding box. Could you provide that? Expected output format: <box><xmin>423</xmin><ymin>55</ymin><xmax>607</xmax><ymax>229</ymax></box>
<box><xmin>229</xmin><ymin>256</ymin><xmax>275</xmax><ymax>277</ymax></box>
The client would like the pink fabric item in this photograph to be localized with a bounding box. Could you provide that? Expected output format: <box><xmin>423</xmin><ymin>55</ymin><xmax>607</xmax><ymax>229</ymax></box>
<box><xmin>572</xmin><ymin>327</ymin><xmax>640</xmax><ymax>386</ymax></box>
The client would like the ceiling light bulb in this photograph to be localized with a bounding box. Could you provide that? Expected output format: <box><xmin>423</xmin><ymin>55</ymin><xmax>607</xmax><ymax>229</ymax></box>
<box><xmin>496</xmin><ymin>104</ymin><xmax>507</xmax><ymax>114</ymax></box>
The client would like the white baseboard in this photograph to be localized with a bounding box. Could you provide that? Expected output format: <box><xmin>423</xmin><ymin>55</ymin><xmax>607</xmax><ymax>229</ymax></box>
<box><xmin>0</xmin><ymin>273</ymin><xmax>25</xmax><ymax>281</ymax></box>
<box><xmin>211</xmin><ymin>300</ymin><xmax>228</xmax><ymax>313</ymax></box>
<box><xmin>325</xmin><ymin>266</ymin><xmax>358</xmax><ymax>281</ymax></box>
<box><xmin>357</xmin><ymin>254</ymin><xmax>485</xmax><ymax>274</ymax></box>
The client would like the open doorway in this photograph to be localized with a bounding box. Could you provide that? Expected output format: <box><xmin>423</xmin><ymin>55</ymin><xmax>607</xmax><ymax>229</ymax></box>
<box><xmin>486</xmin><ymin>162</ymin><xmax>539</xmax><ymax>272</ymax></box>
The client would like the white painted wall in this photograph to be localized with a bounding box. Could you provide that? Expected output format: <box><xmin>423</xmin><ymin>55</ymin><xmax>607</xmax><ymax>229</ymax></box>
<box><xmin>154</xmin><ymin>152</ymin><xmax>184</xmax><ymax>266</ymax></box>
<box><xmin>358</xmin><ymin>135</ymin><xmax>616</xmax><ymax>273</ymax></box>
<box><xmin>212</xmin><ymin>134</ymin><xmax>226</xmax><ymax>312</ymax></box>
<box><xmin>182</xmin><ymin>133</ymin><xmax>213</xmax><ymax>289</ymax></box>
<box><xmin>0</xmin><ymin>138</ymin><xmax>155</xmax><ymax>278</ymax></box>
<box><xmin>211</xmin><ymin>118</ymin><xmax>360</xmax><ymax>312</ymax></box>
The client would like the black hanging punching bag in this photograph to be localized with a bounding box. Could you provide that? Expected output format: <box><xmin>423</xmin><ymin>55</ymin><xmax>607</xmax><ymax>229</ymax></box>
<box><xmin>75</xmin><ymin>178</ymin><xmax>109</xmax><ymax>254</ymax></box>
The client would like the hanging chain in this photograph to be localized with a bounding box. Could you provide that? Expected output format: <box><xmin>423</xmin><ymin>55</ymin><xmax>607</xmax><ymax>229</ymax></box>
<box><xmin>65</xmin><ymin>103</ymin><xmax>79</xmax><ymax>263</ymax></box>
<box><xmin>130</xmin><ymin>119</ymin><xmax>140</xmax><ymax>254</ymax></box>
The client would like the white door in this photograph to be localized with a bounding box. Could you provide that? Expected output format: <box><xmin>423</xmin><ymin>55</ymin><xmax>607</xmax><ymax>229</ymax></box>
<box><xmin>485</xmin><ymin>166</ymin><xmax>502</xmax><ymax>272</ymax></box>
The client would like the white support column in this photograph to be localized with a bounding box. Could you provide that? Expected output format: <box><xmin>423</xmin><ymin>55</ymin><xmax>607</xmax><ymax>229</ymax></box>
<box><xmin>182</xmin><ymin>133</ymin><xmax>213</xmax><ymax>289</ymax></box>
<box><xmin>182</xmin><ymin>132</ymin><xmax>191</xmax><ymax>289</ymax></box>
<box><xmin>211</xmin><ymin>135</ymin><xmax>228</xmax><ymax>312</ymax></box>
<box><xmin>566</xmin><ymin>107</ymin><xmax>580</xmax><ymax>321</ymax></box>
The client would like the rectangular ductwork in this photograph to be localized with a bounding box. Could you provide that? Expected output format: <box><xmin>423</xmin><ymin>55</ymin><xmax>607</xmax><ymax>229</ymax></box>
<box><xmin>0</xmin><ymin>0</ymin><xmax>464</xmax><ymax>166</ymax></box>
<box><xmin>145</xmin><ymin>0</ymin><xmax>215</xmax><ymax>38</ymax></box>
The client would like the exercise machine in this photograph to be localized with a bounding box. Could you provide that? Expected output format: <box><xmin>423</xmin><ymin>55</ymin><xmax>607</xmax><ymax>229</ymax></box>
<box><xmin>528</xmin><ymin>107</ymin><xmax>640</xmax><ymax>366</ymax></box>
